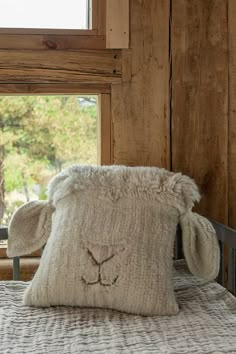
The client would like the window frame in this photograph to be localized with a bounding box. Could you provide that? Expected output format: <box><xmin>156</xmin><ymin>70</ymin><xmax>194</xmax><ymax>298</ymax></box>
<box><xmin>0</xmin><ymin>83</ymin><xmax>112</xmax><ymax>258</ymax></box>
<box><xmin>0</xmin><ymin>83</ymin><xmax>112</xmax><ymax>164</ymax></box>
<box><xmin>0</xmin><ymin>0</ymin><xmax>106</xmax><ymax>50</ymax></box>
<box><xmin>0</xmin><ymin>0</ymin><xmax>130</xmax><ymax>262</ymax></box>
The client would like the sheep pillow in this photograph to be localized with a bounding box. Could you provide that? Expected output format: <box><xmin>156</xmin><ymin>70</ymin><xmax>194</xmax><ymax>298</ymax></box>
<box><xmin>8</xmin><ymin>165</ymin><xmax>220</xmax><ymax>316</ymax></box>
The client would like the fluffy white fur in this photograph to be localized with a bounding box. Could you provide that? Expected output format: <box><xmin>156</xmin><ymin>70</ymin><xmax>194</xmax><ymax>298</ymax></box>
<box><xmin>8</xmin><ymin>165</ymin><xmax>219</xmax><ymax>316</ymax></box>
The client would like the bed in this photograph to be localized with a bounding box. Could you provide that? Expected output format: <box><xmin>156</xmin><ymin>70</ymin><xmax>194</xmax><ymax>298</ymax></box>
<box><xmin>0</xmin><ymin>220</ymin><xmax>236</xmax><ymax>354</ymax></box>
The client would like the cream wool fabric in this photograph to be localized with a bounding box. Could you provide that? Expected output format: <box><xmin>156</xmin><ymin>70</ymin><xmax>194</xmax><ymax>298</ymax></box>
<box><xmin>8</xmin><ymin>165</ymin><xmax>220</xmax><ymax>316</ymax></box>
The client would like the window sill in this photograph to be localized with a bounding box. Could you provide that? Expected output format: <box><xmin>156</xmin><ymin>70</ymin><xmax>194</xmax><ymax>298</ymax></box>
<box><xmin>0</xmin><ymin>257</ymin><xmax>40</xmax><ymax>281</ymax></box>
<box><xmin>0</xmin><ymin>246</ymin><xmax>41</xmax><ymax>259</ymax></box>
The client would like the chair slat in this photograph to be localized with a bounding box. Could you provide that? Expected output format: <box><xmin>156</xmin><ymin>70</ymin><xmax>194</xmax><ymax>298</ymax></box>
<box><xmin>0</xmin><ymin>228</ymin><xmax>8</xmax><ymax>240</ymax></box>
<box><xmin>217</xmin><ymin>241</ymin><xmax>224</xmax><ymax>286</ymax></box>
<box><xmin>227</xmin><ymin>247</ymin><xmax>235</xmax><ymax>295</ymax></box>
<box><xmin>13</xmin><ymin>257</ymin><xmax>20</xmax><ymax>281</ymax></box>
<box><xmin>175</xmin><ymin>226</ymin><xmax>183</xmax><ymax>260</ymax></box>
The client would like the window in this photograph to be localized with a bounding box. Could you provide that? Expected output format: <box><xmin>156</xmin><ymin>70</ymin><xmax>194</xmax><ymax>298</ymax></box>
<box><xmin>0</xmin><ymin>95</ymin><xmax>98</xmax><ymax>227</ymax></box>
<box><xmin>0</xmin><ymin>0</ymin><xmax>122</xmax><ymax>279</ymax></box>
<box><xmin>0</xmin><ymin>89</ymin><xmax>111</xmax><ymax>269</ymax></box>
<box><xmin>0</xmin><ymin>0</ymin><xmax>91</xmax><ymax>30</ymax></box>
<box><xmin>0</xmin><ymin>0</ymin><xmax>106</xmax><ymax>50</ymax></box>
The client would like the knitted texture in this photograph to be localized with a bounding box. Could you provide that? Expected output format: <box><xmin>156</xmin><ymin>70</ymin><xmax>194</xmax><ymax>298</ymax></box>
<box><xmin>8</xmin><ymin>165</ymin><xmax>220</xmax><ymax>316</ymax></box>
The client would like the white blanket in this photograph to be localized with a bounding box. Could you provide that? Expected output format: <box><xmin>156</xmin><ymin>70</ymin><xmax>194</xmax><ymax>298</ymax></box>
<box><xmin>0</xmin><ymin>261</ymin><xmax>236</xmax><ymax>354</ymax></box>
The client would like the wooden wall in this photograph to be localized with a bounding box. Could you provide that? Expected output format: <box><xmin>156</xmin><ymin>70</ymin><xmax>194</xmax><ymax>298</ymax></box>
<box><xmin>112</xmin><ymin>0</ymin><xmax>170</xmax><ymax>168</ymax></box>
<box><xmin>171</xmin><ymin>0</ymin><xmax>228</xmax><ymax>223</ymax></box>
<box><xmin>112</xmin><ymin>0</ymin><xmax>233</xmax><ymax>226</ymax></box>
<box><xmin>228</xmin><ymin>0</ymin><xmax>236</xmax><ymax>228</ymax></box>
<box><xmin>0</xmin><ymin>0</ymin><xmax>234</xmax><ymax>227</ymax></box>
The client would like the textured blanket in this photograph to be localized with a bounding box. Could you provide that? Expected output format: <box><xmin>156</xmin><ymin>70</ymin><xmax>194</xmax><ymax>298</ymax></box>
<box><xmin>0</xmin><ymin>261</ymin><xmax>236</xmax><ymax>354</ymax></box>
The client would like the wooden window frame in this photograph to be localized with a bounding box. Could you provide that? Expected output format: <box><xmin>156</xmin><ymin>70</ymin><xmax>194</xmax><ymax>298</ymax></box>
<box><xmin>0</xmin><ymin>83</ymin><xmax>112</xmax><ymax>258</ymax></box>
<box><xmin>0</xmin><ymin>83</ymin><xmax>112</xmax><ymax>163</ymax></box>
<box><xmin>0</xmin><ymin>0</ymin><xmax>129</xmax><ymax>262</ymax></box>
<box><xmin>0</xmin><ymin>1</ymin><xmax>130</xmax><ymax>50</ymax></box>
<box><xmin>0</xmin><ymin>0</ymin><xmax>107</xmax><ymax>50</ymax></box>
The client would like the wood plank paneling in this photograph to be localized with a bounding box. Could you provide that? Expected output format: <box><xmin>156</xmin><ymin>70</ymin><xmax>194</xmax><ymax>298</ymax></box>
<box><xmin>0</xmin><ymin>50</ymin><xmax>121</xmax><ymax>84</ymax></box>
<box><xmin>106</xmin><ymin>0</ymin><xmax>129</xmax><ymax>48</ymax></box>
<box><xmin>171</xmin><ymin>0</ymin><xmax>228</xmax><ymax>223</ymax></box>
<box><xmin>0</xmin><ymin>0</ymin><xmax>232</xmax><ymax>227</ymax></box>
<box><xmin>0</xmin><ymin>34</ymin><xmax>106</xmax><ymax>50</ymax></box>
<box><xmin>228</xmin><ymin>0</ymin><xmax>236</xmax><ymax>228</ymax></box>
<box><xmin>112</xmin><ymin>0</ymin><xmax>170</xmax><ymax>167</ymax></box>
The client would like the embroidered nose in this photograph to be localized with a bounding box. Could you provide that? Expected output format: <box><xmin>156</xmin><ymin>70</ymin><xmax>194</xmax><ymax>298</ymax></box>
<box><xmin>87</xmin><ymin>245</ymin><xmax>124</xmax><ymax>265</ymax></box>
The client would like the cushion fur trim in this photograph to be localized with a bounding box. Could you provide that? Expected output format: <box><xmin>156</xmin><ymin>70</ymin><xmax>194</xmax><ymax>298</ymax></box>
<box><xmin>47</xmin><ymin>165</ymin><xmax>200</xmax><ymax>212</ymax></box>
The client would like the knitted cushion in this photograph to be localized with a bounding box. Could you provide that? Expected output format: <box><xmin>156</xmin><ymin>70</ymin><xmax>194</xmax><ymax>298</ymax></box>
<box><xmin>8</xmin><ymin>166</ymin><xmax>220</xmax><ymax>316</ymax></box>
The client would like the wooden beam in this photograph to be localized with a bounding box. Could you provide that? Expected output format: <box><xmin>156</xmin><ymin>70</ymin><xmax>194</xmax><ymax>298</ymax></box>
<box><xmin>171</xmin><ymin>0</ymin><xmax>228</xmax><ymax>223</ymax></box>
<box><xmin>0</xmin><ymin>50</ymin><xmax>121</xmax><ymax>84</ymax></box>
<box><xmin>228</xmin><ymin>0</ymin><xmax>236</xmax><ymax>228</ymax></box>
<box><xmin>112</xmin><ymin>0</ymin><xmax>170</xmax><ymax>167</ymax></box>
<box><xmin>0</xmin><ymin>83</ymin><xmax>110</xmax><ymax>95</ymax></box>
<box><xmin>106</xmin><ymin>0</ymin><xmax>129</xmax><ymax>48</ymax></box>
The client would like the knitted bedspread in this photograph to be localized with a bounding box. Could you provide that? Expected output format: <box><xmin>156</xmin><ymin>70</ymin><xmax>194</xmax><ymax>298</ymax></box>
<box><xmin>0</xmin><ymin>261</ymin><xmax>236</xmax><ymax>354</ymax></box>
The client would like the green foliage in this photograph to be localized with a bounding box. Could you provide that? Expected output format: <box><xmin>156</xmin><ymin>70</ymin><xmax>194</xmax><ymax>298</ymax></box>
<box><xmin>38</xmin><ymin>186</ymin><xmax>48</xmax><ymax>201</ymax></box>
<box><xmin>0</xmin><ymin>95</ymin><xmax>97</xmax><ymax>224</ymax></box>
<box><xmin>4</xmin><ymin>153</ymin><xmax>49</xmax><ymax>193</ymax></box>
<box><xmin>2</xmin><ymin>199</ymin><xmax>24</xmax><ymax>226</ymax></box>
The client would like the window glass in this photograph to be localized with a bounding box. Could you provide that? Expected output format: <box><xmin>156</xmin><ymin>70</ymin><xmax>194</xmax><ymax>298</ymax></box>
<box><xmin>0</xmin><ymin>95</ymin><xmax>97</xmax><ymax>227</ymax></box>
<box><xmin>0</xmin><ymin>0</ymin><xmax>90</xmax><ymax>29</ymax></box>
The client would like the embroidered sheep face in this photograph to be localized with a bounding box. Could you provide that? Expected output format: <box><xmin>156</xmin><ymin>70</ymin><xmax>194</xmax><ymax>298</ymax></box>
<box><xmin>80</xmin><ymin>244</ymin><xmax>124</xmax><ymax>287</ymax></box>
<box><xmin>83</xmin><ymin>197</ymin><xmax>144</xmax><ymax>287</ymax></box>
<box><xmin>55</xmin><ymin>191</ymin><xmax>139</xmax><ymax>288</ymax></box>
<box><xmin>50</xmin><ymin>187</ymin><xmax>179</xmax><ymax>293</ymax></box>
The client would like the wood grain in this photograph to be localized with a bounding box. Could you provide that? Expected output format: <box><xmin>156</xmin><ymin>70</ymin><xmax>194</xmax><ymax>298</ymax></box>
<box><xmin>0</xmin><ymin>246</ymin><xmax>41</xmax><ymax>258</ymax></box>
<box><xmin>228</xmin><ymin>0</ymin><xmax>236</xmax><ymax>228</ymax></box>
<box><xmin>0</xmin><ymin>34</ymin><xmax>106</xmax><ymax>50</ymax></box>
<box><xmin>106</xmin><ymin>0</ymin><xmax>129</xmax><ymax>48</ymax></box>
<box><xmin>92</xmin><ymin>0</ymin><xmax>106</xmax><ymax>35</ymax></box>
<box><xmin>171</xmin><ymin>0</ymin><xmax>228</xmax><ymax>223</ymax></box>
<box><xmin>92</xmin><ymin>0</ymin><xmax>98</xmax><ymax>31</ymax></box>
<box><xmin>0</xmin><ymin>29</ymin><xmax>97</xmax><ymax>35</ymax></box>
<box><xmin>112</xmin><ymin>0</ymin><xmax>170</xmax><ymax>167</ymax></box>
<box><xmin>0</xmin><ymin>83</ymin><xmax>110</xmax><ymax>95</ymax></box>
<box><xmin>0</xmin><ymin>50</ymin><xmax>121</xmax><ymax>84</ymax></box>
<box><xmin>97</xmin><ymin>0</ymin><xmax>107</xmax><ymax>35</ymax></box>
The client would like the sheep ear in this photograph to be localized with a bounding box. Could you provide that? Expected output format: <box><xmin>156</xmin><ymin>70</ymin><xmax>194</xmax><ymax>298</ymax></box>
<box><xmin>180</xmin><ymin>212</ymin><xmax>220</xmax><ymax>281</ymax></box>
<box><xmin>7</xmin><ymin>201</ymin><xmax>54</xmax><ymax>257</ymax></box>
